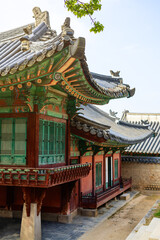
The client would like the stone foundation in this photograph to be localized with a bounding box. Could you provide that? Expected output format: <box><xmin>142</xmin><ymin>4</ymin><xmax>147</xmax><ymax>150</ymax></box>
<box><xmin>120</xmin><ymin>193</ymin><xmax>130</xmax><ymax>201</ymax></box>
<box><xmin>0</xmin><ymin>209</ymin><xmax>13</xmax><ymax>218</ymax></box>
<box><xmin>58</xmin><ymin>209</ymin><xmax>78</xmax><ymax>223</ymax></box>
<box><xmin>79</xmin><ymin>208</ymin><xmax>98</xmax><ymax>217</ymax></box>
<box><xmin>20</xmin><ymin>203</ymin><xmax>41</xmax><ymax>240</ymax></box>
<box><xmin>122</xmin><ymin>162</ymin><xmax>160</xmax><ymax>190</ymax></box>
<box><xmin>0</xmin><ymin>208</ymin><xmax>78</xmax><ymax>224</ymax></box>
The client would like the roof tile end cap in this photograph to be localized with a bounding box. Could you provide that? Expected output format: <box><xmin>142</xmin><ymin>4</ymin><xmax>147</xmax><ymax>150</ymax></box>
<box><xmin>69</xmin><ymin>37</ymin><xmax>85</xmax><ymax>60</ymax></box>
<box><xmin>128</xmin><ymin>88</ymin><xmax>135</xmax><ymax>98</ymax></box>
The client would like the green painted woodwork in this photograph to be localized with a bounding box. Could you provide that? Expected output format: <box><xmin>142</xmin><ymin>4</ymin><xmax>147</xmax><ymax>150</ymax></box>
<box><xmin>0</xmin><ymin>173</ymin><xmax>46</xmax><ymax>181</ymax></box>
<box><xmin>67</xmin><ymin>97</ymin><xmax>80</xmax><ymax>119</ymax></box>
<box><xmin>39</xmin><ymin>119</ymin><xmax>66</xmax><ymax>165</ymax></box>
<box><xmin>0</xmin><ymin>48</ymin><xmax>70</xmax><ymax>113</ymax></box>
<box><xmin>76</xmin><ymin>134</ymin><xmax>129</xmax><ymax>149</ymax></box>
<box><xmin>47</xmin><ymin>110</ymin><xmax>67</xmax><ymax>119</ymax></box>
<box><xmin>98</xmin><ymin>151</ymin><xmax>104</xmax><ymax>155</ymax></box>
<box><xmin>114</xmin><ymin>180</ymin><xmax>119</xmax><ymax>185</ymax></box>
<box><xmin>96</xmin><ymin>162</ymin><xmax>102</xmax><ymax>188</ymax></box>
<box><xmin>0</xmin><ymin>44</ymin><xmax>130</xmax><ymax>113</ymax></box>
<box><xmin>95</xmin><ymin>187</ymin><xmax>103</xmax><ymax>193</ymax></box>
<box><xmin>85</xmin><ymin>151</ymin><xmax>92</xmax><ymax>156</ymax></box>
<box><xmin>114</xmin><ymin>159</ymin><xmax>118</xmax><ymax>179</ymax></box>
<box><xmin>0</xmin><ymin>118</ymin><xmax>27</xmax><ymax>165</ymax></box>
<box><xmin>71</xmin><ymin>159</ymin><xmax>78</xmax><ymax>165</ymax></box>
<box><xmin>61</xmin><ymin>61</ymin><xmax>111</xmax><ymax>104</ymax></box>
<box><xmin>0</xmin><ymin>48</ymin><xmax>69</xmax><ymax>88</ymax></box>
<box><xmin>70</xmin><ymin>135</ymin><xmax>80</xmax><ymax>157</ymax></box>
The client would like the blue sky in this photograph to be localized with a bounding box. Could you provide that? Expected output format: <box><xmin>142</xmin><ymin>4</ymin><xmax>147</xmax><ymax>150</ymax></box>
<box><xmin>0</xmin><ymin>0</ymin><xmax>159</xmax><ymax>116</ymax></box>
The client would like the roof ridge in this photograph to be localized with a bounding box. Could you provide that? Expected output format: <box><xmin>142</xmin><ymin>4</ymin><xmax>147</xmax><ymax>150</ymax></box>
<box><xmin>118</xmin><ymin>120</ymin><xmax>150</xmax><ymax>129</ymax></box>
<box><xmin>87</xmin><ymin>104</ymin><xmax>116</xmax><ymax>121</ymax></box>
<box><xmin>0</xmin><ymin>23</ymin><xmax>35</xmax><ymax>42</ymax></box>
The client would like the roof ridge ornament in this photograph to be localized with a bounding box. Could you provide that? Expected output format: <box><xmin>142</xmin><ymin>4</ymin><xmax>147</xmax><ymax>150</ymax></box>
<box><xmin>141</xmin><ymin>120</ymin><xmax>149</xmax><ymax>125</ymax></box>
<box><xmin>109</xmin><ymin>109</ymin><xmax>120</xmax><ymax>121</ymax></box>
<box><xmin>32</xmin><ymin>7</ymin><xmax>50</xmax><ymax>28</ymax></box>
<box><xmin>23</xmin><ymin>24</ymin><xmax>32</xmax><ymax>35</ymax></box>
<box><xmin>20</xmin><ymin>37</ymin><xmax>30</xmax><ymax>51</ymax></box>
<box><xmin>61</xmin><ymin>17</ymin><xmax>74</xmax><ymax>38</ymax></box>
<box><xmin>110</xmin><ymin>70</ymin><xmax>120</xmax><ymax>77</ymax></box>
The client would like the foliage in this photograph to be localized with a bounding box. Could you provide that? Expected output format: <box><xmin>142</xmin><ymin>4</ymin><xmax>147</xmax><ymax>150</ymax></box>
<box><xmin>64</xmin><ymin>0</ymin><xmax>104</xmax><ymax>33</ymax></box>
<box><xmin>154</xmin><ymin>210</ymin><xmax>160</xmax><ymax>218</ymax></box>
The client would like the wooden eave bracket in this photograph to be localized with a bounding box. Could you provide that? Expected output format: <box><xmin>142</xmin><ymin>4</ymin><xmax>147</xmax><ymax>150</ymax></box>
<box><xmin>79</xmin><ymin>140</ymin><xmax>92</xmax><ymax>156</ymax></box>
<box><xmin>22</xmin><ymin>187</ymin><xmax>46</xmax><ymax>217</ymax></box>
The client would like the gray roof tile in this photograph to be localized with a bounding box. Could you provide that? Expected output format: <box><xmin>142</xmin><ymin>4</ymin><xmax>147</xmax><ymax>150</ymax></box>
<box><xmin>122</xmin><ymin>114</ymin><xmax>160</xmax><ymax>154</ymax></box>
<box><xmin>73</xmin><ymin>105</ymin><xmax>154</xmax><ymax>144</ymax></box>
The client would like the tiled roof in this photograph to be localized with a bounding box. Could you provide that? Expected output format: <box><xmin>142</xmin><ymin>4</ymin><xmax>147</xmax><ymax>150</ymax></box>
<box><xmin>122</xmin><ymin>112</ymin><xmax>160</xmax><ymax>154</ymax></box>
<box><xmin>0</xmin><ymin>7</ymin><xmax>135</xmax><ymax>102</ymax></box>
<box><xmin>71</xmin><ymin>105</ymin><xmax>154</xmax><ymax>145</ymax></box>
<box><xmin>0</xmin><ymin>22</ymin><xmax>69</xmax><ymax>76</ymax></box>
<box><xmin>0</xmin><ymin>23</ymin><xmax>35</xmax><ymax>42</ymax></box>
<box><xmin>90</xmin><ymin>72</ymin><xmax>135</xmax><ymax>98</ymax></box>
<box><xmin>122</xmin><ymin>156</ymin><xmax>160</xmax><ymax>164</ymax></box>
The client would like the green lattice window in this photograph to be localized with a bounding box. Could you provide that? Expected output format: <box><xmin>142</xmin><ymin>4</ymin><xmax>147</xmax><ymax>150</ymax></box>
<box><xmin>96</xmin><ymin>162</ymin><xmax>102</xmax><ymax>187</ymax></box>
<box><xmin>39</xmin><ymin>120</ymin><xmax>66</xmax><ymax>165</ymax></box>
<box><xmin>0</xmin><ymin>118</ymin><xmax>27</xmax><ymax>165</ymax></box>
<box><xmin>114</xmin><ymin>159</ymin><xmax>118</xmax><ymax>179</ymax></box>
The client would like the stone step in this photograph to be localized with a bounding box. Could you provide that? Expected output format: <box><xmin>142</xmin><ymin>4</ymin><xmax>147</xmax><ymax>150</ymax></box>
<box><xmin>137</xmin><ymin>225</ymin><xmax>154</xmax><ymax>240</ymax></box>
<box><xmin>149</xmin><ymin>218</ymin><xmax>160</xmax><ymax>240</ymax></box>
<box><xmin>135</xmin><ymin>229</ymin><xmax>150</xmax><ymax>240</ymax></box>
<box><xmin>126</xmin><ymin>226</ymin><xmax>150</xmax><ymax>240</ymax></box>
<box><xmin>149</xmin><ymin>235</ymin><xmax>160</xmax><ymax>240</ymax></box>
<box><xmin>147</xmin><ymin>218</ymin><xmax>160</xmax><ymax>234</ymax></box>
<box><xmin>120</xmin><ymin>193</ymin><xmax>130</xmax><ymax>201</ymax></box>
<box><xmin>127</xmin><ymin>218</ymin><xmax>160</xmax><ymax>240</ymax></box>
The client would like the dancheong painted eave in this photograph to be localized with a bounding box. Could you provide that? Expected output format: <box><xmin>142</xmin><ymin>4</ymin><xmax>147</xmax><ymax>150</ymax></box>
<box><xmin>71</xmin><ymin>105</ymin><xmax>155</xmax><ymax>147</ymax></box>
<box><xmin>0</xmin><ymin>7</ymin><xmax>135</xmax><ymax>105</ymax></box>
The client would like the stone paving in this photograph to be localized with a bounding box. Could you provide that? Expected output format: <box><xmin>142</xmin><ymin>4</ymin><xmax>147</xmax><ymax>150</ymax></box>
<box><xmin>0</xmin><ymin>190</ymin><xmax>137</xmax><ymax>240</ymax></box>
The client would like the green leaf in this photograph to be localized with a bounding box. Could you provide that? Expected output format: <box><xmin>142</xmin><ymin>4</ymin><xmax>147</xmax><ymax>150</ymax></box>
<box><xmin>64</xmin><ymin>0</ymin><xmax>103</xmax><ymax>34</ymax></box>
<box><xmin>90</xmin><ymin>21</ymin><xmax>104</xmax><ymax>33</ymax></box>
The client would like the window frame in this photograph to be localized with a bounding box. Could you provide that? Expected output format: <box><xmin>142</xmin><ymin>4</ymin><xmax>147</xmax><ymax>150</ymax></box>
<box><xmin>0</xmin><ymin>117</ymin><xmax>27</xmax><ymax>166</ymax></box>
<box><xmin>114</xmin><ymin>159</ymin><xmax>119</xmax><ymax>180</ymax></box>
<box><xmin>39</xmin><ymin>119</ymin><xmax>66</xmax><ymax>165</ymax></box>
<box><xmin>96</xmin><ymin>162</ymin><xmax>102</xmax><ymax>188</ymax></box>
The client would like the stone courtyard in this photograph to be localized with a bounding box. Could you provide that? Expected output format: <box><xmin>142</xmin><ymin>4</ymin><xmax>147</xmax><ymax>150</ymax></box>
<box><xmin>0</xmin><ymin>191</ymin><xmax>159</xmax><ymax>240</ymax></box>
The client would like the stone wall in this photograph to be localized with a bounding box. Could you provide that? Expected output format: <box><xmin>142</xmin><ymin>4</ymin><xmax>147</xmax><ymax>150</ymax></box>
<box><xmin>122</xmin><ymin>162</ymin><xmax>160</xmax><ymax>190</ymax></box>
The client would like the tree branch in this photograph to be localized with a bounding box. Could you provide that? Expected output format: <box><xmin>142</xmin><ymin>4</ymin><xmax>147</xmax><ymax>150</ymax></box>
<box><xmin>64</xmin><ymin>0</ymin><xmax>104</xmax><ymax>33</ymax></box>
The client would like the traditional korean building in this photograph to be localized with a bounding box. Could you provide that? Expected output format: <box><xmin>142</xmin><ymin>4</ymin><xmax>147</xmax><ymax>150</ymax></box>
<box><xmin>0</xmin><ymin>7</ymin><xmax>154</xmax><ymax>240</ymax></box>
<box><xmin>121</xmin><ymin>112</ymin><xmax>160</xmax><ymax>190</ymax></box>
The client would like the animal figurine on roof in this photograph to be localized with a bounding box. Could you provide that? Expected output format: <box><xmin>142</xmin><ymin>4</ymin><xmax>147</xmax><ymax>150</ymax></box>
<box><xmin>110</xmin><ymin>70</ymin><xmax>120</xmax><ymax>77</ymax></box>
<box><xmin>141</xmin><ymin>120</ymin><xmax>149</xmax><ymax>125</ymax></box>
<box><xmin>32</xmin><ymin>7</ymin><xmax>50</xmax><ymax>27</ymax></box>
<box><xmin>23</xmin><ymin>24</ymin><xmax>32</xmax><ymax>35</ymax></box>
<box><xmin>109</xmin><ymin>109</ymin><xmax>118</xmax><ymax>118</ymax></box>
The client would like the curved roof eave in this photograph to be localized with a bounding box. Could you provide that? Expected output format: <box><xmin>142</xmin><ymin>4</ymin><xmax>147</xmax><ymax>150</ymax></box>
<box><xmin>72</xmin><ymin>104</ymin><xmax>155</xmax><ymax>145</ymax></box>
<box><xmin>0</xmin><ymin>7</ymin><xmax>135</xmax><ymax>104</ymax></box>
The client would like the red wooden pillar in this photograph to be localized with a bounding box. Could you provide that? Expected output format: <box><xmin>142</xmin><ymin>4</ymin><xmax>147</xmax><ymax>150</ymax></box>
<box><xmin>119</xmin><ymin>152</ymin><xmax>121</xmax><ymax>181</ymax></box>
<box><xmin>103</xmin><ymin>153</ymin><xmax>106</xmax><ymax>191</ymax></box>
<box><xmin>35</xmin><ymin>113</ymin><xmax>39</xmax><ymax>168</ymax></box>
<box><xmin>27</xmin><ymin>113</ymin><xmax>39</xmax><ymax>168</ymax></box>
<box><xmin>61</xmin><ymin>182</ymin><xmax>75</xmax><ymax>215</ymax></box>
<box><xmin>92</xmin><ymin>155</ymin><xmax>95</xmax><ymax>196</ymax></box>
<box><xmin>66</xmin><ymin>119</ymin><xmax>71</xmax><ymax>165</ymax></box>
<box><xmin>112</xmin><ymin>154</ymin><xmax>115</xmax><ymax>186</ymax></box>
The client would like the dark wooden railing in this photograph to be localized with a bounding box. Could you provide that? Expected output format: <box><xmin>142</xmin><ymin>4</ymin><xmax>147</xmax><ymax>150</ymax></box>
<box><xmin>0</xmin><ymin>163</ymin><xmax>91</xmax><ymax>188</ymax></box>
<box><xmin>121</xmin><ymin>177</ymin><xmax>132</xmax><ymax>187</ymax></box>
<box><xmin>81</xmin><ymin>177</ymin><xmax>132</xmax><ymax>209</ymax></box>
